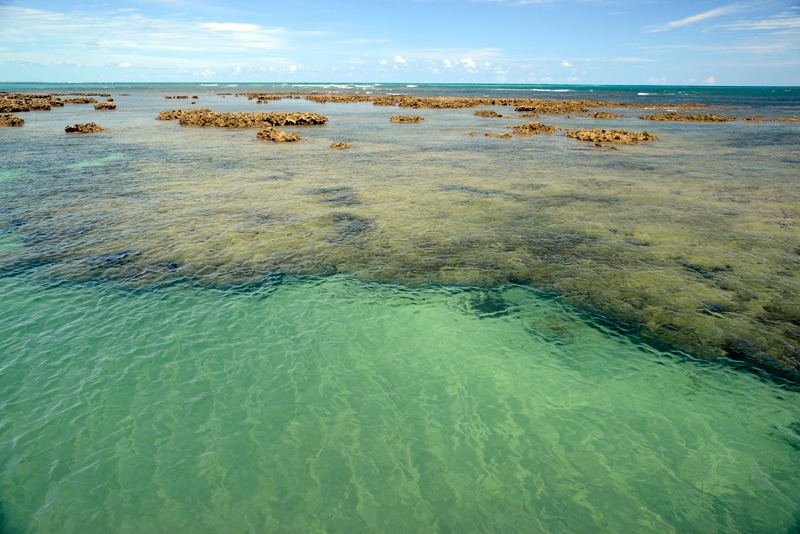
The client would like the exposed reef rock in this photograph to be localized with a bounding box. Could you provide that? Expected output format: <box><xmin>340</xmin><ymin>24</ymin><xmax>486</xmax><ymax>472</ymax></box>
<box><xmin>474</xmin><ymin>110</ymin><xmax>503</xmax><ymax>118</ymax></box>
<box><xmin>65</xmin><ymin>122</ymin><xmax>104</xmax><ymax>133</ymax></box>
<box><xmin>564</xmin><ymin>128</ymin><xmax>658</xmax><ymax>144</ymax></box>
<box><xmin>156</xmin><ymin>108</ymin><xmax>328</xmax><ymax>127</ymax></box>
<box><xmin>0</xmin><ymin>114</ymin><xmax>24</xmax><ymax>127</ymax></box>
<box><xmin>94</xmin><ymin>101</ymin><xmax>117</xmax><ymax>110</ymax></box>
<box><xmin>390</xmin><ymin>115</ymin><xmax>424</xmax><ymax>123</ymax></box>
<box><xmin>330</xmin><ymin>142</ymin><xmax>351</xmax><ymax>149</ymax></box>
<box><xmin>257</xmin><ymin>127</ymin><xmax>301</xmax><ymax>142</ymax></box>
<box><xmin>588</xmin><ymin>111</ymin><xmax>623</xmax><ymax>119</ymax></box>
<box><xmin>519</xmin><ymin>112</ymin><xmax>539</xmax><ymax>119</ymax></box>
<box><xmin>509</xmin><ymin>122</ymin><xmax>559</xmax><ymax>135</ymax></box>
<box><xmin>639</xmin><ymin>113</ymin><xmax>736</xmax><ymax>122</ymax></box>
<box><xmin>62</xmin><ymin>97</ymin><xmax>98</xmax><ymax>104</ymax></box>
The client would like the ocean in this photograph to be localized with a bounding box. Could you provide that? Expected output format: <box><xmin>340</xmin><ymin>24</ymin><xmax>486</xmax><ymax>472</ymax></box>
<box><xmin>1</xmin><ymin>82</ymin><xmax>798</xmax><ymax>532</ymax></box>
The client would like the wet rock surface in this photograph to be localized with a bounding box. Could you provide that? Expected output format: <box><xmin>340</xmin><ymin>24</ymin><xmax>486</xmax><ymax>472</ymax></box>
<box><xmin>564</xmin><ymin>128</ymin><xmax>658</xmax><ymax>144</ymax></box>
<box><xmin>330</xmin><ymin>142</ymin><xmax>351</xmax><ymax>149</ymax></box>
<box><xmin>94</xmin><ymin>101</ymin><xmax>117</xmax><ymax>110</ymax></box>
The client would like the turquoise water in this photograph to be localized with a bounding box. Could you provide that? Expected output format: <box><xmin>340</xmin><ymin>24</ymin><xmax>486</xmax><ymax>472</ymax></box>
<box><xmin>1</xmin><ymin>273</ymin><xmax>798</xmax><ymax>532</ymax></box>
<box><xmin>1</xmin><ymin>83</ymin><xmax>799</xmax><ymax>532</ymax></box>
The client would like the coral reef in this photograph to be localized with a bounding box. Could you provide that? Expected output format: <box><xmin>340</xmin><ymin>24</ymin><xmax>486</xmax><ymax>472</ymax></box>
<box><xmin>564</xmin><ymin>128</ymin><xmax>658</xmax><ymax>144</ymax></box>
<box><xmin>390</xmin><ymin>115</ymin><xmax>424</xmax><ymax>123</ymax></box>
<box><xmin>509</xmin><ymin>122</ymin><xmax>559</xmax><ymax>135</ymax></box>
<box><xmin>257</xmin><ymin>127</ymin><xmax>301</xmax><ymax>142</ymax></box>
<box><xmin>156</xmin><ymin>108</ymin><xmax>327</xmax><ymax>127</ymax></box>
<box><xmin>65</xmin><ymin>122</ymin><xmax>104</xmax><ymax>133</ymax></box>
<box><xmin>0</xmin><ymin>114</ymin><xmax>24</xmax><ymax>127</ymax></box>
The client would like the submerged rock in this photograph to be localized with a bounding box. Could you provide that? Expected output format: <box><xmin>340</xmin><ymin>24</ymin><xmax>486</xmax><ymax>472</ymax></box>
<box><xmin>390</xmin><ymin>115</ymin><xmax>424</xmax><ymax>123</ymax></box>
<box><xmin>330</xmin><ymin>142</ymin><xmax>351</xmax><ymax>149</ymax></box>
<box><xmin>65</xmin><ymin>122</ymin><xmax>104</xmax><ymax>133</ymax></box>
<box><xmin>564</xmin><ymin>128</ymin><xmax>658</xmax><ymax>144</ymax></box>
<box><xmin>257</xmin><ymin>127</ymin><xmax>300</xmax><ymax>142</ymax></box>
<box><xmin>0</xmin><ymin>114</ymin><xmax>24</xmax><ymax>127</ymax></box>
<box><xmin>475</xmin><ymin>110</ymin><xmax>503</xmax><ymax>118</ymax></box>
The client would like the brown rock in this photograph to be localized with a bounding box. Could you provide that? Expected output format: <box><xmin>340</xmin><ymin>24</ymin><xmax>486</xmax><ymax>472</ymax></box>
<box><xmin>474</xmin><ymin>110</ymin><xmax>502</xmax><ymax>118</ymax></box>
<box><xmin>496</xmin><ymin>132</ymin><xmax>512</xmax><ymax>139</ymax></box>
<box><xmin>65</xmin><ymin>122</ymin><xmax>104</xmax><ymax>133</ymax></box>
<box><xmin>257</xmin><ymin>127</ymin><xmax>300</xmax><ymax>142</ymax></box>
<box><xmin>588</xmin><ymin>111</ymin><xmax>623</xmax><ymax>119</ymax></box>
<box><xmin>94</xmin><ymin>101</ymin><xmax>117</xmax><ymax>110</ymax></box>
<box><xmin>0</xmin><ymin>114</ymin><xmax>24</xmax><ymax>126</ymax></box>
<box><xmin>63</xmin><ymin>97</ymin><xmax>98</xmax><ymax>104</ymax></box>
<box><xmin>564</xmin><ymin>128</ymin><xmax>658</xmax><ymax>144</ymax></box>
<box><xmin>509</xmin><ymin>122</ymin><xmax>559</xmax><ymax>135</ymax></box>
<box><xmin>156</xmin><ymin>108</ymin><xmax>327</xmax><ymax>127</ymax></box>
<box><xmin>390</xmin><ymin>115</ymin><xmax>423</xmax><ymax>123</ymax></box>
<box><xmin>639</xmin><ymin>113</ymin><xmax>735</xmax><ymax>122</ymax></box>
<box><xmin>330</xmin><ymin>142</ymin><xmax>351</xmax><ymax>149</ymax></box>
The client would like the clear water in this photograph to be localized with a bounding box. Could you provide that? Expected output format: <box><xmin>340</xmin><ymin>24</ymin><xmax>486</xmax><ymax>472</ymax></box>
<box><xmin>1</xmin><ymin>83</ymin><xmax>799</xmax><ymax>532</ymax></box>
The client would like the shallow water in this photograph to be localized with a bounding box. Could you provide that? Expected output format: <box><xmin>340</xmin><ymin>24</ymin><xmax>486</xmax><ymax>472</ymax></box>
<box><xmin>1</xmin><ymin>83</ymin><xmax>799</xmax><ymax>531</ymax></box>
<box><xmin>1</xmin><ymin>273</ymin><xmax>798</xmax><ymax>532</ymax></box>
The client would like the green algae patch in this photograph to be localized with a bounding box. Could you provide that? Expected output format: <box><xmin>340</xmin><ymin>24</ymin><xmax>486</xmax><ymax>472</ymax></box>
<box><xmin>3</xmin><ymin>99</ymin><xmax>799</xmax><ymax>378</ymax></box>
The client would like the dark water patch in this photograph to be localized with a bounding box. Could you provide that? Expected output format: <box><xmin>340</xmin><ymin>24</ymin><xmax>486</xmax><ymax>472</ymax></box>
<box><xmin>540</xmin><ymin>193</ymin><xmax>622</xmax><ymax>207</ymax></box>
<box><xmin>703</xmin><ymin>303</ymin><xmax>732</xmax><ymax>315</ymax></box>
<box><xmin>463</xmin><ymin>290</ymin><xmax>516</xmax><ymax>318</ymax></box>
<box><xmin>679</xmin><ymin>260</ymin><xmax>733</xmax><ymax>279</ymax></box>
<box><xmin>441</xmin><ymin>184</ymin><xmax>521</xmax><ymax>199</ymax></box>
<box><xmin>329</xmin><ymin>214</ymin><xmax>372</xmax><ymax>243</ymax></box>
<box><xmin>306</xmin><ymin>186</ymin><xmax>360</xmax><ymax>206</ymax></box>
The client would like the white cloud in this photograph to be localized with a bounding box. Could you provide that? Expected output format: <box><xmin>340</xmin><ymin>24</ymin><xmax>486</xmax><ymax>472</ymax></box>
<box><xmin>561</xmin><ymin>59</ymin><xmax>572</xmax><ymax>67</ymax></box>
<box><xmin>394</xmin><ymin>55</ymin><xmax>407</xmax><ymax>64</ymax></box>
<box><xmin>443</xmin><ymin>58</ymin><xmax>454</xmax><ymax>68</ymax></box>
<box><xmin>703</xmin><ymin>75</ymin><xmax>716</xmax><ymax>84</ymax></box>
<box><xmin>288</xmin><ymin>64</ymin><xmax>299</xmax><ymax>73</ymax></box>
<box><xmin>118</xmin><ymin>62</ymin><xmax>132</xmax><ymax>68</ymax></box>
<box><xmin>232</xmin><ymin>66</ymin><xmax>241</xmax><ymax>75</ymax></box>
<box><xmin>201</xmin><ymin>68</ymin><xmax>215</xmax><ymax>78</ymax></box>
<box><xmin>649</xmin><ymin>3</ymin><xmax>745</xmax><ymax>32</ymax></box>
<box><xmin>723</xmin><ymin>14</ymin><xmax>800</xmax><ymax>30</ymax></box>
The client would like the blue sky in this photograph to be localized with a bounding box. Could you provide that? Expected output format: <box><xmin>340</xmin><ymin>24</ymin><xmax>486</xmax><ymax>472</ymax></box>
<box><xmin>1</xmin><ymin>0</ymin><xmax>798</xmax><ymax>85</ymax></box>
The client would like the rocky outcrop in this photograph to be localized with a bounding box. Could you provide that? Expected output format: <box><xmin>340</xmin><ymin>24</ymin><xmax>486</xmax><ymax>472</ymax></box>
<box><xmin>390</xmin><ymin>115</ymin><xmax>423</xmax><ymax>123</ymax></box>
<box><xmin>65</xmin><ymin>122</ymin><xmax>104</xmax><ymax>133</ymax></box>
<box><xmin>514</xmin><ymin>101</ymin><xmax>588</xmax><ymax>114</ymax></box>
<box><xmin>509</xmin><ymin>122</ymin><xmax>559</xmax><ymax>135</ymax></box>
<box><xmin>94</xmin><ymin>101</ymin><xmax>117</xmax><ymax>110</ymax></box>
<box><xmin>156</xmin><ymin>108</ymin><xmax>327</xmax><ymax>127</ymax></box>
<box><xmin>257</xmin><ymin>127</ymin><xmax>300</xmax><ymax>142</ymax></box>
<box><xmin>330</xmin><ymin>142</ymin><xmax>351</xmax><ymax>149</ymax></box>
<box><xmin>588</xmin><ymin>111</ymin><xmax>623</xmax><ymax>119</ymax></box>
<box><xmin>564</xmin><ymin>128</ymin><xmax>658</xmax><ymax>144</ymax></box>
<box><xmin>63</xmin><ymin>97</ymin><xmax>98</xmax><ymax>104</ymax></box>
<box><xmin>474</xmin><ymin>110</ymin><xmax>502</xmax><ymax>118</ymax></box>
<box><xmin>0</xmin><ymin>114</ymin><xmax>24</xmax><ymax>126</ymax></box>
<box><xmin>639</xmin><ymin>113</ymin><xmax>736</xmax><ymax>122</ymax></box>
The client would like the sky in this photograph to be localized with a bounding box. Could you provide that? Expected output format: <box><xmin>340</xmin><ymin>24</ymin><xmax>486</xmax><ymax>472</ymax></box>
<box><xmin>0</xmin><ymin>0</ymin><xmax>798</xmax><ymax>85</ymax></box>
